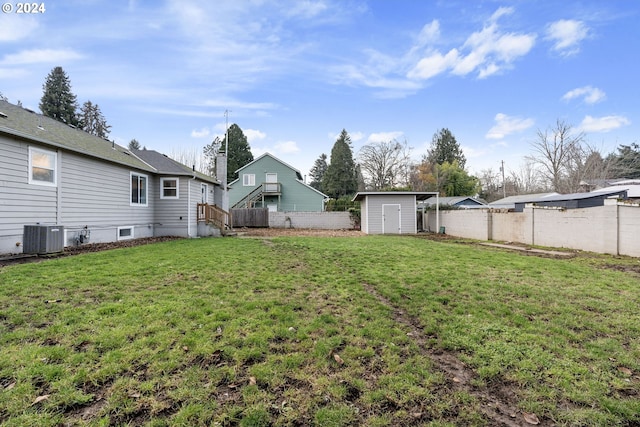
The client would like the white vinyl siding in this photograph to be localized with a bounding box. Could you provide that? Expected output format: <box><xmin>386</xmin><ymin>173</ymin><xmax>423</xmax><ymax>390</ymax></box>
<box><xmin>160</xmin><ymin>177</ymin><xmax>179</xmax><ymax>199</ymax></box>
<box><xmin>363</xmin><ymin>194</ymin><xmax>417</xmax><ymax>234</ymax></box>
<box><xmin>28</xmin><ymin>146</ymin><xmax>57</xmax><ymax>186</ymax></box>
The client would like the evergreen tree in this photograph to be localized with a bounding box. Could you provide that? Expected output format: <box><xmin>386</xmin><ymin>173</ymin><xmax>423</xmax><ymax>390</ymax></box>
<box><xmin>128</xmin><ymin>139</ymin><xmax>141</xmax><ymax>150</ymax></box>
<box><xmin>427</xmin><ymin>128</ymin><xmax>466</xmax><ymax>169</ymax></box>
<box><xmin>40</xmin><ymin>66</ymin><xmax>79</xmax><ymax>126</ymax></box>
<box><xmin>78</xmin><ymin>100</ymin><xmax>111</xmax><ymax>138</ymax></box>
<box><xmin>608</xmin><ymin>143</ymin><xmax>640</xmax><ymax>179</ymax></box>
<box><xmin>438</xmin><ymin>161</ymin><xmax>480</xmax><ymax>196</ymax></box>
<box><xmin>219</xmin><ymin>124</ymin><xmax>253</xmax><ymax>182</ymax></box>
<box><xmin>309</xmin><ymin>153</ymin><xmax>328</xmax><ymax>190</ymax></box>
<box><xmin>322</xmin><ymin>129</ymin><xmax>358</xmax><ymax>198</ymax></box>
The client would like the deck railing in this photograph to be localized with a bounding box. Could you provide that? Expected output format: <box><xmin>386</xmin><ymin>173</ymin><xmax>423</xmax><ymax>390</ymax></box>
<box><xmin>197</xmin><ymin>203</ymin><xmax>231</xmax><ymax>231</ymax></box>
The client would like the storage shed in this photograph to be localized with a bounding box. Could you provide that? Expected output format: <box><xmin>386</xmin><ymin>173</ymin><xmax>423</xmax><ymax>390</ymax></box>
<box><xmin>352</xmin><ymin>192</ymin><xmax>438</xmax><ymax>234</ymax></box>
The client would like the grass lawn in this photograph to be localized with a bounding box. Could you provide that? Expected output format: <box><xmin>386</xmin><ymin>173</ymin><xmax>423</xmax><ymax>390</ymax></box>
<box><xmin>0</xmin><ymin>235</ymin><xmax>639</xmax><ymax>426</ymax></box>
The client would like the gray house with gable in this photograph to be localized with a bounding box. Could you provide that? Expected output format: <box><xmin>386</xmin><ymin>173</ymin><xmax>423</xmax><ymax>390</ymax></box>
<box><xmin>0</xmin><ymin>100</ymin><xmax>223</xmax><ymax>255</ymax></box>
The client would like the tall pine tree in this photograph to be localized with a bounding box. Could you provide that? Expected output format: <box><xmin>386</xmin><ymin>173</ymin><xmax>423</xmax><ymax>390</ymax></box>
<box><xmin>218</xmin><ymin>124</ymin><xmax>253</xmax><ymax>183</ymax></box>
<box><xmin>78</xmin><ymin>100</ymin><xmax>111</xmax><ymax>138</ymax></box>
<box><xmin>40</xmin><ymin>66</ymin><xmax>79</xmax><ymax>126</ymax></box>
<box><xmin>322</xmin><ymin>129</ymin><xmax>357</xmax><ymax>198</ymax></box>
<box><xmin>309</xmin><ymin>153</ymin><xmax>328</xmax><ymax>190</ymax></box>
<box><xmin>427</xmin><ymin>128</ymin><xmax>466</xmax><ymax>169</ymax></box>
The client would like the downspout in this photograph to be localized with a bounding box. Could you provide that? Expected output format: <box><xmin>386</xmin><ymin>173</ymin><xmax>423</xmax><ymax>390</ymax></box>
<box><xmin>436</xmin><ymin>193</ymin><xmax>439</xmax><ymax>234</ymax></box>
<box><xmin>188</xmin><ymin>170</ymin><xmax>197</xmax><ymax>238</ymax></box>
<box><xmin>56</xmin><ymin>150</ymin><xmax>62</xmax><ymax>224</ymax></box>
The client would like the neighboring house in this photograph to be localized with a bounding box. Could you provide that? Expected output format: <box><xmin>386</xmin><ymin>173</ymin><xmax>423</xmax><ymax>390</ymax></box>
<box><xmin>228</xmin><ymin>152</ymin><xmax>327</xmax><ymax>212</ymax></box>
<box><xmin>353</xmin><ymin>191</ymin><xmax>438</xmax><ymax>234</ymax></box>
<box><xmin>488</xmin><ymin>193</ymin><xmax>557</xmax><ymax>210</ymax></box>
<box><xmin>420</xmin><ymin>196</ymin><xmax>486</xmax><ymax>208</ymax></box>
<box><xmin>512</xmin><ymin>189</ymin><xmax>627</xmax><ymax>212</ymax></box>
<box><xmin>0</xmin><ymin>100</ymin><xmax>222</xmax><ymax>255</ymax></box>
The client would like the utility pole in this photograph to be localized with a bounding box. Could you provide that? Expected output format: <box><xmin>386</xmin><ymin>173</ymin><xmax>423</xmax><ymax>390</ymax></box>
<box><xmin>500</xmin><ymin>160</ymin><xmax>506</xmax><ymax>198</ymax></box>
<box><xmin>222</xmin><ymin>109</ymin><xmax>231</xmax><ymax>212</ymax></box>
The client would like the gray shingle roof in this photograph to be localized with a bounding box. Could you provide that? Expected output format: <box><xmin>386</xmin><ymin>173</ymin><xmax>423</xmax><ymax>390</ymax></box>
<box><xmin>132</xmin><ymin>149</ymin><xmax>219</xmax><ymax>184</ymax></box>
<box><xmin>0</xmin><ymin>100</ymin><xmax>154</xmax><ymax>172</ymax></box>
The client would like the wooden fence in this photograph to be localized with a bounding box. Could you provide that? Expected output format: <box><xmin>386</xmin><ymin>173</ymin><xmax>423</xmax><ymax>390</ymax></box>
<box><xmin>231</xmin><ymin>208</ymin><xmax>269</xmax><ymax>228</ymax></box>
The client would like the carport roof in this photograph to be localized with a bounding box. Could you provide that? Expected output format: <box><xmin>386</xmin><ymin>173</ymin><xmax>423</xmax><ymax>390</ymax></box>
<box><xmin>352</xmin><ymin>191</ymin><xmax>438</xmax><ymax>202</ymax></box>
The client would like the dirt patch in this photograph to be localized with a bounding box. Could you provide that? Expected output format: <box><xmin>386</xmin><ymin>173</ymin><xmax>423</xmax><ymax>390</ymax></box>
<box><xmin>236</xmin><ymin>227</ymin><xmax>364</xmax><ymax>238</ymax></box>
<box><xmin>362</xmin><ymin>283</ymin><xmax>550</xmax><ymax>427</ymax></box>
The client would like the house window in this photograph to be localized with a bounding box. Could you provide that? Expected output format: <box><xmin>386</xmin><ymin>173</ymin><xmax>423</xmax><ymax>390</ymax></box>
<box><xmin>131</xmin><ymin>173</ymin><xmax>148</xmax><ymax>206</ymax></box>
<box><xmin>161</xmin><ymin>177</ymin><xmax>179</xmax><ymax>199</ymax></box>
<box><xmin>117</xmin><ymin>226</ymin><xmax>134</xmax><ymax>240</ymax></box>
<box><xmin>29</xmin><ymin>147</ymin><xmax>57</xmax><ymax>186</ymax></box>
<box><xmin>243</xmin><ymin>174</ymin><xmax>255</xmax><ymax>186</ymax></box>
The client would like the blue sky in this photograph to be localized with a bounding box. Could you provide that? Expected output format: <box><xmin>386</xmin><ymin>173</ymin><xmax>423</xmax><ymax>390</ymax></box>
<box><xmin>1</xmin><ymin>0</ymin><xmax>637</xmax><ymax>179</ymax></box>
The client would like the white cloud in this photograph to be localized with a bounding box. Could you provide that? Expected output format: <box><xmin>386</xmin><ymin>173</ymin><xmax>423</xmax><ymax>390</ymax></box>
<box><xmin>408</xmin><ymin>49</ymin><xmax>459</xmax><ymax>80</ymax></box>
<box><xmin>462</xmin><ymin>145</ymin><xmax>488</xmax><ymax>159</ymax></box>
<box><xmin>561</xmin><ymin>86</ymin><xmax>605</xmax><ymax>105</ymax></box>
<box><xmin>275</xmin><ymin>140</ymin><xmax>300</xmax><ymax>153</ymax></box>
<box><xmin>287</xmin><ymin>0</ymin><xmax>328</xmax><ymax>19</ymax></box>
<box><xmin>367</xmin><ymin>131</ymin><xmax>404</xmax><ymax>143</ymax></box>
<box><xmin>350</xmin><ymin>131</ymin><xmax>365</xmax><ymax>142</ymax></box>
<box><xmin>578</xmin><ymin>115</ymin><xmax>630</xmax><ymax>133</ymax></box>
<box><xmin>0</xmin><ymin>15</ymin><xmax>38</xmax><ymax>41</ymax></box>
<box><xmin>0</xmin><ymin>48</ymin><xmax>83</xmax><ymax>65</ymax></box>
<box><xmin>486</xmin><ymin>113</ymin><xmax>534</xmax><ymax>139</ymax></box>
<box><xmin>190</xmin><ymin>127</ymin><xmax>210</xmax><ymax>138</ymax></box>
<box><xmin>327</xmin><ymin>130</ymin><xmax>366</xmax><ymax>143</ymax></box>
<box><xmin>408</xmin><ymin>7</ymin><xmax>535</xmax><ymax>81</ymax></box>
<box><xmin>545</xmin><ymin>19</ymin><xmax>589</xmax><ymax>56</ymax></box>
<box><xmin>244</xmin><ymin>129</ymin><xmax>267</xmax><ymax>144</ymax></box>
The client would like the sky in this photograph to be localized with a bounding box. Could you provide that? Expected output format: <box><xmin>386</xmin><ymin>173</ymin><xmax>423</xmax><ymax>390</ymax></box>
<box><xmin>1</xmin><ymin>0</ymin><xmax>638</xmax><ymax>180</ymax></box>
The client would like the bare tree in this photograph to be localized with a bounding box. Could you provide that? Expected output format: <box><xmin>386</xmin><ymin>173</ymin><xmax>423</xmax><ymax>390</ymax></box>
<box><xmin>358</xmin><ymin>140</ymin><xmax>412</xmax><ymax>190</ymax></box>
<box><xmin>528</xmin><ymin>119</ymin><xmax>584</xmax><ymax>193</ymax></box>
<box><xmin>169</xmin><ymin>147</ymin><xmax>209</xmax><ymax>175</ymax></box>
<box><xmin>509</xmin><ymin>159</ymin><xmax>547</xmax><ymax>194</ymax></box>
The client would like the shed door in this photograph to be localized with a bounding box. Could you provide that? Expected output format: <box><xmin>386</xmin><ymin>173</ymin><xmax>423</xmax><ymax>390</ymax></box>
<box><xmin>382</xmin><ymin>204</ymin><xmax>401</xmax><ymax>234</ymax></box>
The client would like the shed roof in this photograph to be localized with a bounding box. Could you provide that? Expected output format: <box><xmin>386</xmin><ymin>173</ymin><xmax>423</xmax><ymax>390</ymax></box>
<box><xmin>421</xmin><ymin>196</ymin><xmax>486</xmax><ymax>207</ymax></box>
<box><xmin>352</xmin><ymin>191</ymin><xmax>438</xmax><ymax>202</ymax></box>
<box><xmin>0</xmin><ymin>100</ymin><xmax>153</xmax><ymax>172</ymax></box>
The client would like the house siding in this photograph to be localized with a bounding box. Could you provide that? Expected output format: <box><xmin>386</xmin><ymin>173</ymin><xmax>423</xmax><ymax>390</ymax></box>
<box><xmin>362</xmin><ymin>194</ymin><xmax>417</xmax><ymax>234</ymax></box>
<box><xmin>229</xmin><ymin>154</ymin><xmax>325</xmax><ymax>212</ymax></box>
<box><xmin>0</xmin><ymin>137</ymin><xmax>158</xmax><ymax>253</ymax></box>
<box><xmin>1</xmin><ymin>139</ymin><xmax>59</xmax><ymax>249</ymax></box>
<box><xmin>153</xmin><ymin>176</ymin><xmax>188</xmax><ymax>237</ymax></box>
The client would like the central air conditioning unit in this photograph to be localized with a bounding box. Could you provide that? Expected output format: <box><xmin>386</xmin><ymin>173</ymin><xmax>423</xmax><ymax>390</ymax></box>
<box><xmin>23</xmin><ymin>225</ymin><xmax>65</xmax><ymax>255</ymax></box>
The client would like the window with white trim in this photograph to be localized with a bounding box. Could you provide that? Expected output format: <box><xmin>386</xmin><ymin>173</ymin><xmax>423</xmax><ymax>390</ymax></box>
<box><xmin>117</xmin><ymin>226</ymin><xmax>134</xmax><ymax>240</ymax></box>
<box><xmin>243</xmin><ymin>174</ymin><xmax>255</xmax><ymax>186</ymax></box>
<box><xmin>160</xmin><ymin>177</ymin><xmax>179</xmax><ymax>199</ymax></box>
<box><xmin>130</xmin><ymin>173</ymin><xmax>148</xmax><ymax>205</ymax></box>
<box><xmin>29</xmin><ymin>147</ymin><xmax>57</xmax><ymax>186</ymax></box>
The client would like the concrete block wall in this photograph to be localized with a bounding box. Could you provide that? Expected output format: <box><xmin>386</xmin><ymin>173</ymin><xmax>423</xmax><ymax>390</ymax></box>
<box><xmin>491</xmin><ymin>210</ymin><xmax>529</xmax><ymax>243</ymax></box>
<box><xmin>426</xmin><ymin>209</ymin><xmax>490</xmax><ymax>240</ymax></box>
<box><xmin>531</xmin><ymin>204</ymin><xmax>619</xmax><ymax>254</ymax></box>
<box><xmin>424</xmin><ymin>201</ymin><xmax>640</xmax><ymax>257</ymax></box>
<box><xmin>618</xmin><ymin>203</ymin><xmax>640</xmax><ymax>257</ymax></box>
<box><xmin>269</xmin><ymin>211</ymin><xmax>354</xmax><ymax>229</ymax></box>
